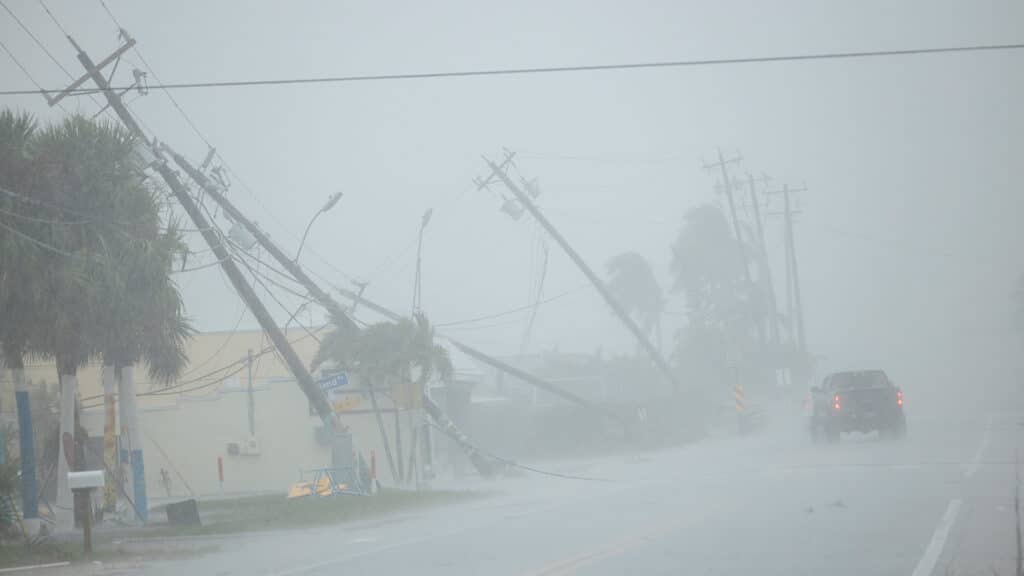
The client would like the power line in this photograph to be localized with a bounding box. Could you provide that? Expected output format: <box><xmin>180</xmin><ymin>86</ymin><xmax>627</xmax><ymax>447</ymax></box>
<box><xmin>435</xmin><ymin>285</ymin><xmax>588</xmax><ymax>328</ymax></box>
<box><xmin>0</xmin><ymin>218</ymin><xmax>76</xmax><ymax>258</ymax></box>
<box><xmin>172</xmin><ymin>255</ymin><xmax>230</xmax><ymax>274</ymax></box>
<box><xmin>1</xmin><ymin>0</ymin><xmax>73</xmax><ymax>78</ymax></box>
<box><xmin>0</xmin><ymin>35</ymin><xmax>69</xmax><ymax>113</ymax></box>
<box><xmin>178</xmin><ymin>304</ymin><xmax>247</xmax><ymax>378</ymax></box>
<box><xmin>35</xmin><ymin>0</ymin><xmax>70</xmax><ymax>38</ymax></box>
<box><xmin>3</xmin><ymin>41</ymin><xmax>1023</xmax><ymax>97</ymax></box>
<box><xmin>0</xmin><ymin>0</ymin><xmax>111</xmax><ymax>118</ymax></box>
<box><xmin>79</xmin><ymin>326</ymin><xmax>327</xmax><ymax>408</ymax></box>
<box><xmin>90</xmin><ymin>1</ymin><xmax>365</xmax><ymax>290</ymax></box>
<box><xmin>0</xmin><ymin>203</ymin><xmax>88</xmax><ymax>226</ymax></box>
<box><xmin>93</xmin><ymin>0</ymin><xmax>216</xmax><ymax>151</ymax></box>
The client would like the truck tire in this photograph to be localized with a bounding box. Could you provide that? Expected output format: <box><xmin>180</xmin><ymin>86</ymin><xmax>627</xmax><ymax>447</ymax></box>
<box><xmin>825</xmin><ymin>424</ymin><xmax>840</xmax><ymax>443</ymax></box>
<box><xmin>895</xmin><ymin>414</ymin><xmax>907</xmax><ymax>439</ymax></box>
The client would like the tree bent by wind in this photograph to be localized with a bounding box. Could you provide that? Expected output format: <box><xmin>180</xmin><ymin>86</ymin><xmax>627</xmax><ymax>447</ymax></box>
<box><xmin>313</xmin><ymin>311</ymin><xmax>497</xmax><ymax>482</ymax></box>
<box><xmin>0</xmin><ymin>110</ymin><xmax>191</xmax><ymax>529</ymax></box>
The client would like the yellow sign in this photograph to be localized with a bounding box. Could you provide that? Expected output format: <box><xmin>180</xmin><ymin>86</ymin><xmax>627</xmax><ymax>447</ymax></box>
<box><xmin>330</xmin><ymin>395</ymin><xmax>362</xmax><ymax>413</ymax></box>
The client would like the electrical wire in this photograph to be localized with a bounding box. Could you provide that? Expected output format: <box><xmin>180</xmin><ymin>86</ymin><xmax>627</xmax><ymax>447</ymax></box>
<box><xmin>34</xmin><ymin>0</ymin><xmax>70</xmax><ymax>38</ymax></box>
<box><xmin>2</xmin><ymin>0</ymin><xmax>113</xmax><ymax>119</ymax></box>
<box><xmin>4</xmin><ymin>41</ymin><xmax>1023</xmax><ymax>97</ymax></box>
<box><xmin>1</xmin><ymin>0</ymin><xmax>72</xmax><ymax>78</ymax></box>
<box><xmin>426</xmin><ymin>421</ymin><xmax>612</xmax><ymax>483</ymax></box>
<box><xmin>179</xmin><ymin>305</ymin><xmax>246</xmax><ymax>377</ymax></box>
<box><xmin>0</xmin><ymin>218</ymin><xmax>76</xmax><ymax>258</ymax></box>
<box><xmin>435</xmin><ymin>285</ymin><xmax>588</xmax><ymax>328</ymax></box>
<box><xmin>172</xmin><ymin>255</ymin><xmax>231</xmax><ymax>274</ymax></box>
<box><xmin>0</xmin><ymin>203</ymin><xmax>88</xmax><ymax>225</ymax></box>
<box><xmin>0</xmin><ymin>35</ymin><xmax>69</xmax><ymax>115</ymax></box>
<box><xmin>92</xmin><ymin>1</ymin><xmax>364</xmax><ymax>291</ymax></box>
<box><xmin>234</xmin><ymin>251</ymin><xmax>322</xmax><ymax>344</ymax></box>
<box><xmin>94</xmin><ymin>0</ymin><xmax>215</xmax><ymax>152</ymax></box>
<box><xmin>79</xmin><ymin>326</ymin><xmax>328</xmax><ymax>408</ymax></box>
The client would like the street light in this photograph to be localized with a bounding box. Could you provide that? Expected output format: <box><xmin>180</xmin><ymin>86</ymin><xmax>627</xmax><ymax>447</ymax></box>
<box><xmin>411</xmin><ymin>208</ymin><xmax>433</xmax><ymax>314</ymax></box>
<box><xmin>295</xmin><ymin>192</ymin><xmax>343</xmax><ymax>262</ymax></box>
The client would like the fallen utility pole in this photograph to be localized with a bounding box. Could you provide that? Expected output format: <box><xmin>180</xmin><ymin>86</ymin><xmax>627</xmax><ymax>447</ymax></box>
<box><xmin>68</xmin><ymin>38</ymin><xmax>336</xmax><ymax>427</ymax></box>
<box><xmin>170</xmin><ymin>152</ymin><xmax>503</xmax><ymax>476</ymax></box>
<box><xmin>483</xmin><ymin>157</ymin><xmax>681</xmax><ymax>395</ymax></box>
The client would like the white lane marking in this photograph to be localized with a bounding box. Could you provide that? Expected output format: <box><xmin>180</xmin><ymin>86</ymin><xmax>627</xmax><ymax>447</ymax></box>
<box><xmin>910</xmin><ymin>499</ymin><xmax>962</xmax><ymax>576</ymax></box>
<box><xmin>964</xmin><ymin>416</ymin><xmax>993</xmax><ymax>479</ymax></box>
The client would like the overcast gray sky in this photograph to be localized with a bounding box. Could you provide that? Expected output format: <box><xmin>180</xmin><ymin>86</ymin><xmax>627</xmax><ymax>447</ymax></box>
<box><xmin>2</xmin><ymin>0</ymin><xmax>1022</xmax><ymax>395</ymax></box>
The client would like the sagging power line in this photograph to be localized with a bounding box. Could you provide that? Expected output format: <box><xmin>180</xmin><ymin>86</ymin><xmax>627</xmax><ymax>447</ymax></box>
<box><xmin>1</xmin><ymin>41</ymin><xmax>1023</xmax><ymax>97</ymax></box>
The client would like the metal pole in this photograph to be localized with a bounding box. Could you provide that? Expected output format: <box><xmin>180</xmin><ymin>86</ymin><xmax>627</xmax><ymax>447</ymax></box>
<box><xmin>712</xmin><ymin>150</ymin><xmax>764</xmax><ymax>345</ymax></box>
<box><xmin>485</xmin><ymin>158</ymin><xmax>680</xmax><ymax>395</ymax></box>
<box><xmin>246</xmin><ymin>349</ymin><xmax>255</xmax><ymax>437</ymax></box>
<box><xmin>782</xmin><ymin>186</ymin><xmax>807</xmax><ymax>353</ymax></box>
<box><xmin>295</xmin><ymin>210</ymin><xmax>323</xmax><ymax>263</ymax></box>
<box><xmin>747</xmin><ymin>173</ymin><xmax>780</xmax><ymax>347</ymax></box>
<box><xmin>169</xmin><ymin>152</ymin><xmax>359</xmax><ymax>336</ymax></box>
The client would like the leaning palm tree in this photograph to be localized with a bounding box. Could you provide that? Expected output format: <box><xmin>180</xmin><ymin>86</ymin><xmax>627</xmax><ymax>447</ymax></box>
<box><xmin>313</xmin><ymin>312</ymin><xmax>457</xmax><ymax>483</ymax></box>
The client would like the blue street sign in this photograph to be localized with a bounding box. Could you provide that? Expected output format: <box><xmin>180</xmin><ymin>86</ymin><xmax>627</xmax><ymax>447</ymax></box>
<box><xmin>318</xmin><ymin>372</ymin><xmax>349</xmax><ymax>391</ymax></box>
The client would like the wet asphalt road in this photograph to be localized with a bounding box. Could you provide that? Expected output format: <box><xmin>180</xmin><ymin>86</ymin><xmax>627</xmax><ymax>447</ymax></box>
<box><xmin>122</xmin><ymin>401</ymin><xmax>1019</xmax><ymax>576</ymax></box>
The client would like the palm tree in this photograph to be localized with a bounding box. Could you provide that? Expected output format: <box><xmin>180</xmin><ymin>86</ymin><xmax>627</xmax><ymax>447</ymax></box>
<box><xmin>669</xmin><ymin>204</ymin><xmax>766</xmax><ymax>399</ymax></box>
<box><xmin>93</xmin><ymin>200</ymin><xmax>192</xmax><ymax>518</ymax></box>
<box><xmin>28</xmin><ymin>114</ymin><xmax>191</xmax><ymax>526</ymax></box>
<box><xmin>606</xmin><ymin>251</ymin><xmax>665</xmax><ymax>350</ymax></box>
<box><xmin>314</xmin><ymin>312</ymin><xmax>454</xmax><ymax>484</ymax></box>
<box><xmin>0</xmin><ymin>109</ymin><xmax>44</xmax><ymax>533</ymax></box>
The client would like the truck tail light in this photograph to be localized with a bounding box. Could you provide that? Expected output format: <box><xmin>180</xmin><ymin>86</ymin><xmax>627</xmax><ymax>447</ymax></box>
<box><xmin>833</xmin><ymin>394</ymin><xmax>841</xmax><ymax>411</ymax></box>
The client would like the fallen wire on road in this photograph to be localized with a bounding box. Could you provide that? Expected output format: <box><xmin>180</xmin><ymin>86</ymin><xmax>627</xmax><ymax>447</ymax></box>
<box><xmin>426</xmin><ymin>421</ymin><xmax>615</xmax><ymax>483</ymax></box>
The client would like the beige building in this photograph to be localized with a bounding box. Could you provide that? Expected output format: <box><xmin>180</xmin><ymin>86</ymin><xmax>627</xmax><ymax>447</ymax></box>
<box><xmin>3</xmin><ymin>327</ymin><xmax>428</xmax><ymax>503</ymax></box>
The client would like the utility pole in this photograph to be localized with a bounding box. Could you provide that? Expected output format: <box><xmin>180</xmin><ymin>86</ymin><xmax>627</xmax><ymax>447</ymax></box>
<box><xmin>246</xmin><ymin>349</ymin><xmax>255</xmax><ymax>437</ymax></box>
<box><xmin>169</xmin><ymin>153</ymin><xmax>360</xmax><ymax>337</ymax></box>
<box><xmin>64</xmin><ymin>36</ymin><xmax>337</xmax><ymax>427</ymax></box>
<box><xmin>746</xmin><ymin>173</ymin><xmax>781</xmax><ymax>348</ymax></box>
<box><xmin>704</xmin><ymin>149</ymin><xmax>765</xmax><ymax>345</ymax></box>
<box><xmin>170</xmin><ymin>148</ymin><xmax>509</xmax><ymax>477</ymax></box>
<box><xmin>767</xmin><ymin>184</ymin><xmax>808</xmax><ymax>354</ymax></box>
<box><xmin>482</xmin><ymin>155</ymin><xmax>681</xmax><ymax>395</ymax></box>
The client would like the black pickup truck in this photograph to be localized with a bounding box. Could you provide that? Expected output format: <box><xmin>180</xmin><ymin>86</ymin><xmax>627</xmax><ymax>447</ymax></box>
<box><xmin>809</xmin><ymin>370</ymin><xmax>906</xmax><ymax>442</ymax></box>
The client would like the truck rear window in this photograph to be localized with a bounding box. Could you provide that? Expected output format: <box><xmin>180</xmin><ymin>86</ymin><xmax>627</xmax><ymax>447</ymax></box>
<box><xmin>832</xmin><ymin>371</ymin><xmax>888</xmax><ymax>389</ymax></box>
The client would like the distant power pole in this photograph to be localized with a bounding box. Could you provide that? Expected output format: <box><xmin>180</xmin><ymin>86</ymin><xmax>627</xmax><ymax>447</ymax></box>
<box><xmin>704</xmin><ymin>150</ymin><xmax>765</xmax><ymax>346</ymax></box>
<box><xmin>246</xmin><ymin>349</ymin><xmax>255</xmax><ymax>437</ymax></box>
<box><xmin>767</xmin><ymin>184</ymin><xmax>808</xmax><ymax>354</ymax></box>
<box><xmin>745</xmin><ymin>173</ymin><xmax>781</xmax><ymax>348</ymax></box>
<box><xmin>480</xmin><ymin>153</ymin><xmax>681</xmax><ymax>396</ymax></box>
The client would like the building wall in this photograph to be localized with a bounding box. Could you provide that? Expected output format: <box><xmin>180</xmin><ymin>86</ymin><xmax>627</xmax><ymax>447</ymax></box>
<box><xmin>3</xmin><ymin>327</ymin><xmax>419</xmax><ymax>501</ymax></box>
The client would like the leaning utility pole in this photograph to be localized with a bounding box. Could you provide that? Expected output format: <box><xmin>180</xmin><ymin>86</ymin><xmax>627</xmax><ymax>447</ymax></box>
<box><xmin>768</xmin><ymin>184</ymin><xmax>808</xmax><ymax>354</ymax></box>
<box><xmin>704</xmin><ymin>150</ymin><xmax>765</xmax><ymax>345</ymax></box>
<box><xmin>169</xmin><ymin>153</ymin><xmax>360</xmax><ymax>336</ymax></box>
<box><xmin>171</xmin><ymin>151</ymin><xmax>506</xmax><ymax>476</ymax></box>
<box><xmin>63</xmin><ymin>37</ymin><xmax>337</xmax><ymax>426</ymax></box>
<box><xmin>746</xmin><ymin>173</ymin><xmax>781</xmax><ymax>348</ymax></box>
<box><xmin>482</xmin><ymin>156</ymin><xmax>681</xmax><ymax>395</ymax></box>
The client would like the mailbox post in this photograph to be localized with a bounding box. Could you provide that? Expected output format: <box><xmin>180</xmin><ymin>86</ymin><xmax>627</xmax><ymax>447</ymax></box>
<box><xmin>67</xmin><ymin>471</ymin><xmax>104</xmax><ymax>553</ymax></box>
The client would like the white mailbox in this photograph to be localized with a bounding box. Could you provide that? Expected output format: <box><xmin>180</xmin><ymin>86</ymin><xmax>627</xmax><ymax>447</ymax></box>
<box><xmin>67</xmin><ymin>470</ymin><xmax>104</xmax><ymax>491</ymax></box>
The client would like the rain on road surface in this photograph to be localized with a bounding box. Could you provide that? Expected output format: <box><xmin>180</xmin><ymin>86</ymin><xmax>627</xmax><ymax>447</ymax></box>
<box><xmin>129</xmin><ymin>403</ymin><xmax>1017</xmax><ymax>576</ymax></box>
